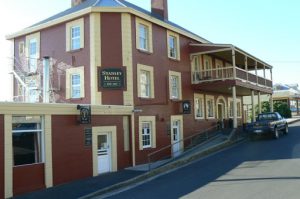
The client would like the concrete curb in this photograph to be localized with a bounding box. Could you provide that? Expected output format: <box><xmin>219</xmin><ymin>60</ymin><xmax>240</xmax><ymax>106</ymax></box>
<box><xmin>81</xmin><ymin>137</ymin><xmax>245</xmax><ymax>199</ymax></box>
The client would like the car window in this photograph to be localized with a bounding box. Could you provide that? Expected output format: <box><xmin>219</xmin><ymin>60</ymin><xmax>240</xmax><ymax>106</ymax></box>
<box><xmin>258</xmin><ymin>113</ymin><xmax>277</xmax><ymax>121</ymax></box>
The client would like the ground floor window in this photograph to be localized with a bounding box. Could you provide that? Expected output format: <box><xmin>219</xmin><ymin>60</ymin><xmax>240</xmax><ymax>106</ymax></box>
<box><xmin>12</xmin><ymin>116</ymin><xmax>43</xmax><ymax>166</ymax></box>
<box><xmin>142</xmin><ymin>122</ymin><xmax>151</xmax><ymax>148</ymax></box>
<box><xmin>194</xmin><ymin>94</ymin><xmax>204</xmax><ymax>119</ymax></box>
<box><xmin>206</xmin><ymin>95</ymin><xmax>215</xmax><ymax>119</ymax></box>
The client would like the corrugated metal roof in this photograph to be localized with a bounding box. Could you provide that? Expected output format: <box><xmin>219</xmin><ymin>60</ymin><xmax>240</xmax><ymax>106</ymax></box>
<box><xmin>28</xmin><ymin>0</ymin><xmax>209</xmax><ymax>42</ymax></box>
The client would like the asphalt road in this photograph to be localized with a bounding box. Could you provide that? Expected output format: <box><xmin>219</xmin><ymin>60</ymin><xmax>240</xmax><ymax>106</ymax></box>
<box><xmin>103</xmin><ymin>121</ymin><xmax>300</xmax><ymax>199</ymax></box>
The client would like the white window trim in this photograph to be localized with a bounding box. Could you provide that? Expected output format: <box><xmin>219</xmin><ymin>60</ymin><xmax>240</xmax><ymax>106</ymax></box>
<box><xmin>66</xmin><ymin>66</ymin><xmax>85</xmax><ymax>99</ymax></box>
<box><xmin>206</xmin><ymin>95</ymin><xmax>215</xmax><ymax>119</ymax></box>
<box><xmin>139</xmin><ymin>116</ymin><xmax>156</xmax><ymax>150</ymax></box>
<box><xmin>228</xmin><ymin>98</ymin><xmax>242</xmax><ymax>118</ymax></box>
<box><xmin>169</xmin><ymin>71</ymin><xmax>182</xmax><ymax>100</ymax></box>
<box><xmin>194</xmin><ymin>93</ymin><xmax>205</xmax><ymax>119</ymax></box>
<box><xmin>71</xmin><ymin>73</ymin><xmax>81</xmax><ymax>99</ymax></box>
<box><xmin>25</xmin><ymin>32</ymin><xmax>40</xmax><ymax>73</ymax></box>
<box><xmin>136</xmin><ymin>18</ymin><xmax>153</xmax><ymax>53</ymax></box>
<box><xmin>167</xmin><ymin>30</ymin><xmax>180</xmax><ymax>60</ymax></box>
<box><xmin>66</xmin><ymin>18</ymin><xmax>84</xmax><ymax>51</ymax></box>
<box><xmin>137</xmin><ymin>64</ymin><xmax>155</xmax><ymax>99</ymax></box>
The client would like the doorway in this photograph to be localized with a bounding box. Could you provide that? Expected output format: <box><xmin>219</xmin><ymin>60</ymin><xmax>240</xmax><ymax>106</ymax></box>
<box><xmin>97</xmin><ymin>133</ymin><xmax>111</xmax><ymax>174</ymax></box>
<box><xmin>172</xmin><ymin>120</ymin><xmax>181</xmax><ymax>157</ymax></box>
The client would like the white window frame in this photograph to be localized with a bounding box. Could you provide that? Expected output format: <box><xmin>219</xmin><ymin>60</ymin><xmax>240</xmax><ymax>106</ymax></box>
<box><xmin>206</xmin><ymin>95</ymin><xmax>215</xmax><ymax>119</ymax></box>
<box><xmin>141</xmin><ymin>122</ymin><xmax>152</xmax><ymax>149</ymax></box>
<box><xmin>169</xmin><ymin>71</ymin><xmax>182</xmax><ymax>100</ymax></box>
<box><xmin>139</xmin><ymin>116</ymin><xmax>156</xmax><ymax>150</ymax></box>
<box><xmin>137</xmin><ymin>64</ymin><xmax>155</xmax><ymax>99</ymax></box>
<box><xmin>71</xmin><ymin>73</ymin><xmax>81</xmax><ymax>99</ymax></box>
<box><xmin>66</xmin><ymin>18</ymin><xmax>84</xmax><ymax>52</ymax></box>
<box><xmin>71</xmin><ymin>26</ymin><xmax>81</xmax><ymax>50</ymax></box>
<box><xmin>136</xmin><ymin>18</ymin><xmax>153</xmax><ymax>53</ymax></box>
<box><xmin>167</xmin><ymin>31</ymin><xmax>180</xmax><ymax>60</ymax></box>
<box><xmin>140</xmin><ymin>70</ymin><xmax>151</xmax><ymax>98</ymax></box>
<box><xmin>194</xmin><ymin>94</ymin><xmax>204</xmax><ymax>119</ymax></box>
<box><xmin>66</xmin><ymin>66</ymin><xmax>85</xmax><ymax>99</ymax></box>
<box><xmin>12</xmin><ymin>116</ymin><xmax>44</xmax><ymax>166</ymax></box>
<box><xmin>29</xmin><ymin>38</ymin><xmax>38</xmax><ymax>73</ymax></box>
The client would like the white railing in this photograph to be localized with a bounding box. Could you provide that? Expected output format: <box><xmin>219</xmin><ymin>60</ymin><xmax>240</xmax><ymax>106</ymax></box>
<box><xmin>192</xmin><ymin>66</ymin><xmax>272</xmax><ymax>88</ymax></box>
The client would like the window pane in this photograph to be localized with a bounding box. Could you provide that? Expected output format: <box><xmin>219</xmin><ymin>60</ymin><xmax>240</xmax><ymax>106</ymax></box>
<box><xmin>71</xmin><ymin>26</ymin><xmax>81</xmax><ymax>50</ymax></box>
<box><xmin>142</xmin><ymin>122</ymin><xmax>151</xmax><ymax>148</ymax></box>
<box><xmin>139</xmin><ymin>24</ymin><xmax>148</xmax><ymax>50</ymax></box>
<box><xmin>171</xmin><ymin>75</ymin><xmax>179</xmax><ymax>99</ymax></box>
<box><xmin>169</xmin><ymin>36</ymin><xmax>177</xmax><ymax>58</ymax></box>
<box><xmin>29</xmin><ymin>39</ymin><xmax>37</xmax><ymax>72</ymax></box>
<box><xmin>12</xmin><ymin>116</ymin><xmax>43</xmax><ymax>166</ymax></box>
<box><xmin>71</xmin><ymin>74</ymin><xmax>81</xmax><ymax>98</ymax></box>
<box><xmin>140</xmin><ymin>70</ymin><xmax>150</xmax><ymax>98</ymax></box>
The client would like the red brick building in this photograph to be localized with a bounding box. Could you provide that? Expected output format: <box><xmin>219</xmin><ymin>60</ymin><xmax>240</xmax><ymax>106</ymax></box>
<box><xmin>2</xmin><ymin>0</ymin><xmax>273</xmax><ymax>197</ymax></box>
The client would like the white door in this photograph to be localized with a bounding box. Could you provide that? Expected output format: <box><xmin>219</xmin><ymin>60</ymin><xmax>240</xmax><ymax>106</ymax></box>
<box><xmin>172</xmin><ymin>121</ymin><xmax>181</xmax><ymax>157</ymax></box>
<box><xmin>97</xmin><ymin>133</ymin><xmax>111</xmax><ymax>174</ymax></box>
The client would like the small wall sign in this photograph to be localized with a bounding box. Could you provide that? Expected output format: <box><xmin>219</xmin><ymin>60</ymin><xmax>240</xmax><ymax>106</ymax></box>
<box><xmin>100</xmin><ymin>68</ymin><xmax>125</xmax><ymax>89</ymax></box>
<box><xmin>84</xmin><ymin>128</ymin><xmax>92</xmax><ymax>147</ymax></box>
<box><xmin>77</xmin><ymin>105</ymin><xmax>91</xmax><ymax>124</ymax></box>
<box><xmin>182</xmin><ymin>100</ymin><xmax>191</xmax><ymax>114</ymax></box>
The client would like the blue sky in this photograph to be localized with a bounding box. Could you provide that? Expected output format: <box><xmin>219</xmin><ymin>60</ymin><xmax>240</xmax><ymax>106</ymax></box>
<box><xmin>0</xmin><ymin>0</ymin><xmax>299</xmax><ymax>100</ymax></box>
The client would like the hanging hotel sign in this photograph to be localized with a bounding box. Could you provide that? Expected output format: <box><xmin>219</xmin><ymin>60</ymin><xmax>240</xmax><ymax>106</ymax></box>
<box><xmin>100</xmin><ymin>68</ymin><xmax>125</xmax><ymax>89</ymax></box>
<box><xmin>77</xmin><ymin>105</ymin><xmax>91</xmax><ymax>124</ymax></box>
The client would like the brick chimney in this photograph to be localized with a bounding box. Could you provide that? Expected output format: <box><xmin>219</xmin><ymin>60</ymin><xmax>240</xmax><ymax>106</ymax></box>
<box><xmin>151</xmin><ymin>0</ymin><xmax>168</xmax><ymax>20</ymax></box>
<box><xmin>71</xmin><ymin>0</ymin><xmax>86</xmax><ymax>7</ymax></box>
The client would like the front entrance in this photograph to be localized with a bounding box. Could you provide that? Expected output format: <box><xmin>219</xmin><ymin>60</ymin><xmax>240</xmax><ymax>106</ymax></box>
<box><xmin>172</xmin><ymin>120</ymin><xmax>181</xmax><ymax>157</ymax></box>
<box><xmin>97</xmin><ymin>133</ymin><xmax>111</xmax><ymax>174</ymax></box>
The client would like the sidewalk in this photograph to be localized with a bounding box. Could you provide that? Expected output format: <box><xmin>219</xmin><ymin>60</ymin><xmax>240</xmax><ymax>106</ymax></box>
<box><xmin>14</xmin><ymin>118</ymin><xmax>300</xmax><ymax>199</ymax></box>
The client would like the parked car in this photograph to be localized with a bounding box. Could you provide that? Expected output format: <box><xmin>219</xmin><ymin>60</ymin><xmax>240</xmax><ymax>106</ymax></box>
<box><xmin>249</xmin><ymin>112</ymin><xmax>288</xmax><ymax>139</ymax></box>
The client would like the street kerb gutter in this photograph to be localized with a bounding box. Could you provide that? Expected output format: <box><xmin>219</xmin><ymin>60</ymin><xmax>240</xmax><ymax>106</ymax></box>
<box><xmin>80</xmin><ymin>134</ymin><xmax>245</xmax><ymax>199</ymax></box>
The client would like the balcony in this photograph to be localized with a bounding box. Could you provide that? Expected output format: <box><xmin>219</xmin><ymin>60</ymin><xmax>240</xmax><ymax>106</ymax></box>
<box><xmin>190</xmin><ymin>43</ymin><xmax>273</xmax><ymax>95</ymax></box>
<box><xmin>192</xmin><ymin>66</ymin><xmax>272</xmax><ymax>88</ymax></box>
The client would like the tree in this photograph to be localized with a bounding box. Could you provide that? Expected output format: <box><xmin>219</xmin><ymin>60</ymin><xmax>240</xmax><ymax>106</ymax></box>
<box><xmin>255</xmin><ymin>101</ymin><xmax>271</xmax><ymax>114</ymax></box>
<box><xmin>274</xmin><ymin>101</ymin><xmax>292</xmax><ymax>118</ymax></box>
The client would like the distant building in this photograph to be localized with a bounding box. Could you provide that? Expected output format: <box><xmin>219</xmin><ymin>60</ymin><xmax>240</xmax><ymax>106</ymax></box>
<box><xmin>2</xmin><ymin>0</ymin><xmax>273</xmax><ymax>197</ymax></box>
<box><xmin>273</xmin><ymin>83</ymin><xmax>300</xmax><ymax>115</ymax></box>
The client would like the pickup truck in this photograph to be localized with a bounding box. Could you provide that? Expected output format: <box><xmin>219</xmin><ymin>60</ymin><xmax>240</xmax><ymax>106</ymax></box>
<box><xmin>249</xmin><ymin>112</ymin><xmax>288</xmax><ymax>139</ymax></box>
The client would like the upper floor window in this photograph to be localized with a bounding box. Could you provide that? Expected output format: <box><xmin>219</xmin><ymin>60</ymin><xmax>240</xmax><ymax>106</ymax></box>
<box><xmin>26</xmin><ymin>32</ymin><xmax>40</xmax><ymax>73</ymax></box>
<box><xmin>170</xmin><ymin>75</ymin><xmax>179</xmax><ymax>99</ymax></box>
<box><xmin>29</xmin><ymin>39</ymin><xmax>37</xmax><ymax>73</ymax></box>
<box><xmin>137</xmin><ymin>64</ymin><xmax>154</xmax><ymax>99</ymax></box>
<box><xmin>66</xmin><ymin>18</ymin><xmax>84</xmax><ymax>51</ymax></box>
<box><xmin>71</xmin><ymin>26</ymin><xmax>81</xmax><ymax>50</ymax></box>
<box><xmin>169</xmin><ymin>71</ymin><xmax>182</xmax><ymax>100</ymax></box>
<box><xmin>66</xmin><ymin>66</ymin><xmax>85</xmax><ymax>99</ymax></box>
<box><xmin>203</xmin><ymin>55</ymin><xmax>212</xmax><ymax>78</ymax></box>
<box><xmin>71</xmin><ymin>74</ymin><xmax>81</xmax><ymax>98</ymax></box>
<box><xmin>140</xmin><ymin>70</ymin><xmax>150</xmax><ymax>98</ymax></box>
<box><xmin>136</xmin><ymin>18</ymin><xmax>153</xmax><ymax>53</ymax></box>
<box><xmin>167</xmin><ymin>31</ymin><xmax>180</xmax><ymax>60</ymax></box>
<box><xmin>139</xmin><ymin>24</ymin><xmax>149</xmax><ymax>50</ymax></box>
